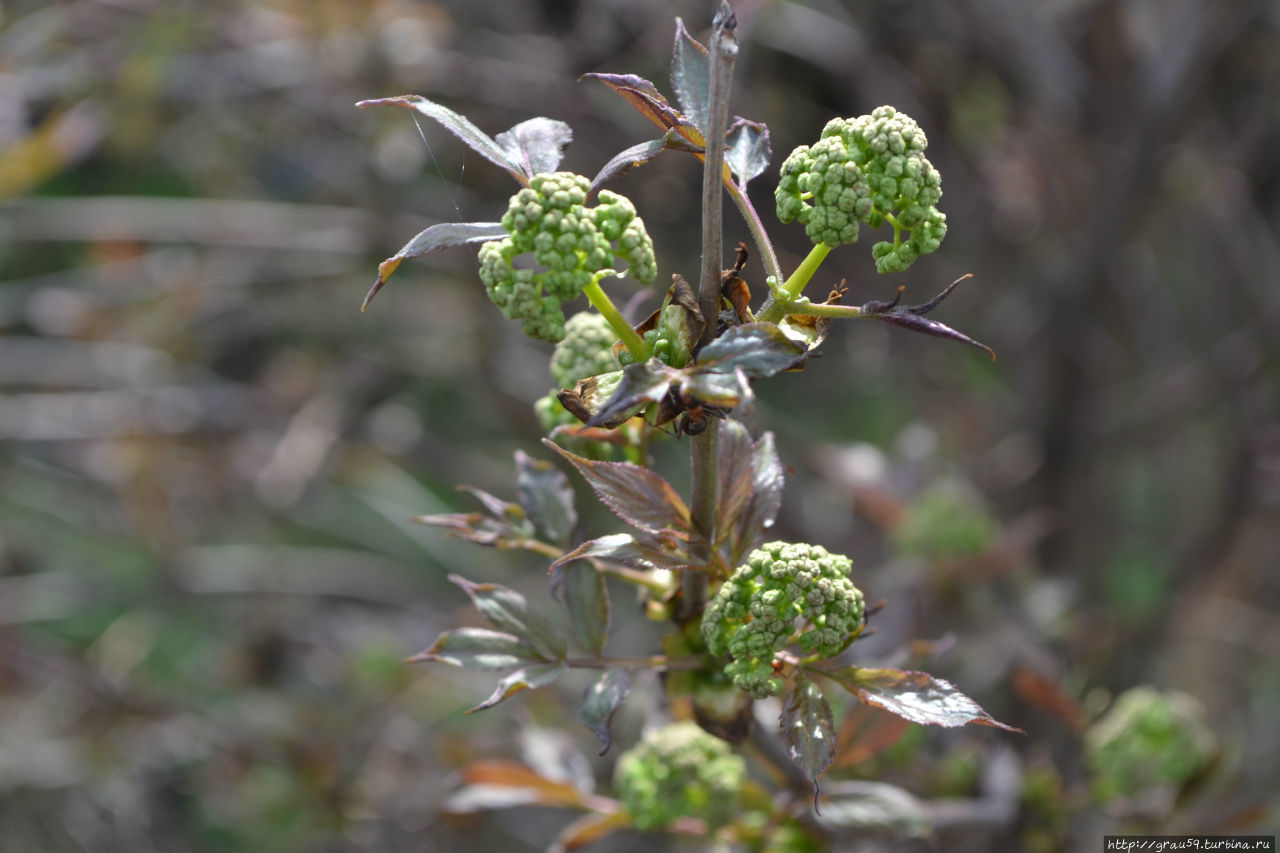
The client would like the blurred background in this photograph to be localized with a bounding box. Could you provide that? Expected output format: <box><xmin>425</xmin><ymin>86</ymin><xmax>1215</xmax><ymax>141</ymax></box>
<box><xmin>1</xmin><ymin>0</ymin><xmax>1277</xmax><ymax>850</ymax></box>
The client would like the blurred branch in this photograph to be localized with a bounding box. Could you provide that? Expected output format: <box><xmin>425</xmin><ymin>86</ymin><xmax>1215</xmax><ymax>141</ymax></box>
<box><xmin>0</xmin><ymin>383</ymin><xmax>267</xmax><ymax>440</ymax></box>
<box><xmin>0</xmin><ymin>197</ymin><xmax>374</xmax><ymax>251</ymax></box>
<box><xmin>0</xmin><ymin>100</ymin><xmax>103</xmax><ymax>201</ymax></box>
<box><xmin>174</xmin><ymin>544</ymin><xmax>429</xmax><ymax>606</ymax></box>
<box><xmin>0</xmin><ymin>339</ymin><xmax>175</xmax><ymax>389</ymax></box>
<box><xmin>955</xmin><ymin>0</ymin><xmax>1084</xmax><ymax>113</ymax></box>
<box><xmin>1037</xmin><ymin>0</ymin><xmax>1263</xmax><ymax>569</ymax></box>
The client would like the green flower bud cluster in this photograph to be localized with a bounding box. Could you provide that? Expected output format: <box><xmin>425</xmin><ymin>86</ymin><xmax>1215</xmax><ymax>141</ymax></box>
<box><xmin>533</xmin><ymin>312</ymin><xmax>620</xmax><ymax>458</ymax></box>
<box><xmin>479</xmin><ymin>172</ymin><xmax>657</xmax><ymax>342</ymax></box>
<box><xmin>549</xmin><ymin>312</ymin><xmax>619</xmax><ymax>389</ymax></box>
<box><xmin>775</xmin><ymin>106</ymin><xmax>946</xmax><ymax>273</ymax></box>
<box><xmin>702</xmin><ymin>541</ymin><xmax>865</xmax><ymax>699</ymax></box>
<box><xmin>1085</xmin><ymin>687</ymin><xmax>1215</xmax><ymax>803</ymax></box>
<box><xmin>614</xmin><ymin>721</ymin><xmax>745</xmax><ymax>831</ymax></box>
<box><xmin>893</xmin><ymin>482</ymin><xmax>998</xmax><ymax>562</ymax></box>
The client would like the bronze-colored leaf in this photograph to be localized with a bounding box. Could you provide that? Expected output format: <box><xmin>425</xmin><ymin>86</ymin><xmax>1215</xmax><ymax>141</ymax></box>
<box><xmin>546</xmin><ymin>423</ymin><xmax>633</xmax><ymax>447</ymax></box>
<box><xmin>467</xmin><ymin>662</ymin><xmax>568</xmax><ymax>714</ymax></box>
<box><xmin>716</xmin><ymin>419</ymin><xmax>755</xmax><ymax>546</ymax></box>
<box><xmin>412</xmin><ymin>511</ymin><xmax>503</xmax><ymax>546</ymax></box>
<box><xmin>780</xmin><ymin>673</ymin><xmax>836</xmax><ymax>812</ymax></box>
<box><xmin>580</xmin><ymin>73</ymin><xmax>705</xmax><ymax>150</ymax></box>
<box><xmin>457</xmin><ymin>484</ymin><xmax>525</xmax><ymax>524</ymax></box>
<box><xmin>579</xmin><ymin>668</ymin><xmax>631</xmax><ymax>754</ymax></box>
<box><xmin>408</xmin><ymin>627</ymin><xmax>544</xmax><ymax>671</ymax></box>
<box><xmin>721</xmin><ymin>243</ymin><xmax>753</xmax><ymax>324</ymax></box>
<box><xmin>561</xmin><ymin>561</ymin><xmax>609</xmax><ymax>657</ymax></box>
<box><xmin>590</xmin><ymin>137</ymin><xmax>669</xmax><ymax>192</ymax></box>
<box><xmin>833</xmin><ymin>704</ymin><xmax>912</xmax><ymax>768</ymax></box>
<box><xmin>548</xmin><ymin>811</ymin><xmax>630</xmax><ymax>853</ymax></box>
<box><xmin>670</xmin><ymin>17</ymin><xmax>710</xmax><ymax>133</ymax></box>
<box><xmin>449</xmin><ymin>574</ymin><xmax>567</xmax><ymax>660</ymax></box>
<box><xmin>542</xmin><ymin>439</ymin><xmax>690</xmax><ymax>535</ymax></box>
<box><xmin>444</xmin><ymin>760</ymin><xmax>585</xmax><ymax>813</ymax></box>
<box><xmin>815</xmin><ymin>666</ymin><xmax>1023</xmax><ymax>733</ymax></box>
<box><xmin>360</xmin><ymin>221</ymin><xmax>506</xmax><ymax>310</ymax></box>
<box><xmin>578</xmin><ymin>72</ymin><xmax>666</xmax><ymax>106</ymax></box>
<box><xmin>861</xmin><ymin>275</ymin><xmax>995</xmax><ymax>360</ymax></box>
<box><xmin>694</xmin><ymin>322</ymin><xmax>807</xmax><ymax>378</ymax></box>
<box><xmin>580</xmin><ymin>74</ymin><xmax>683</xmax><ymax>132</ymax></box>
<box><xmin>870</xmin><ymin>311</ymin><xmax>996</xmax><ymax>360</ymax></box>
<box><xmin>1011</xmin><ymin>665</ymin><xmax>1086</xmax><ymax>733</ymax></box>
<box><xmin>723</xmin><ymin>428</ymin><xmax>784</xmax><ymax>564</ymax></box>
<box><xmin>514</xmin><ymin>451</ymin><xmax>576</xmax><ymax>547</ymax></box>
<box><xmin>549</xmin><ymin>532</ymin><xmax>696</xmax><ymax>574</ymax></box>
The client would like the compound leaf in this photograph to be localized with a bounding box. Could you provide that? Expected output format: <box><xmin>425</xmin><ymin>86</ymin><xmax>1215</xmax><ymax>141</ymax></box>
<box><xmin>468</xmin><ymin>662</ymin><xmax>568</xmax><ymax>714</ymax></box>
<box><xmin>449</xmin><ymin>574</ymin><xmax>567</xmax><ymax>660</ymax></box>
<box><xmin>543</xmin><ymin>439</ymin><xmax>690</xmax><ymax>535</ymax></box>
<box><xmin>817</xmin><ymin>666</ymin><xmax>1023</xmax><ymax>732</ymax></box>
<box><xmin>408</xmin><ymin>627</ymin><xmax>544</xmax><ymax>671</ymax></box>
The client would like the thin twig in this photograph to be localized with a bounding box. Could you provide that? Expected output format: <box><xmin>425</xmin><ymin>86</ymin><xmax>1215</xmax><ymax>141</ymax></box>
<box><xmin>562</xmin><ymin>656</ymin><xmax>708</xmax><ymax>671</ymax></box>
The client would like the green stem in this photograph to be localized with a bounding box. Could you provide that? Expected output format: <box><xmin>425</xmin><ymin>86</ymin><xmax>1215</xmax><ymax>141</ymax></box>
<box><xmin>883</xmin><ymin>210</ymin><xmax>903</xmax><ymax>248</ymax></box>
<box><xmin>595</xmin><ymin>563</ymin><xmax>670</xmax><ymax>594</ymax></box>
<box><xmin>757</xmin><ymin>242</ymin><xmax>832</xmax><ymax>323</ymax></box>
<box><xmin>781</xmin><ymin>301</ymin><xmax>864</xmax><ymax>319</ymax></box>
<box><xmin>583</xmin><ymin>277</ymin><xmax>648</xmax><ymax>360</ymax></box>
<box><xmin>500</xmin><ymin>539</ymin><xmax>563</xmax><ymax>559</ymax></box>
<box><xmin>725</xmin><ymin>178</ymin><xmax>783</xmax><ymax>286</ymax></box>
